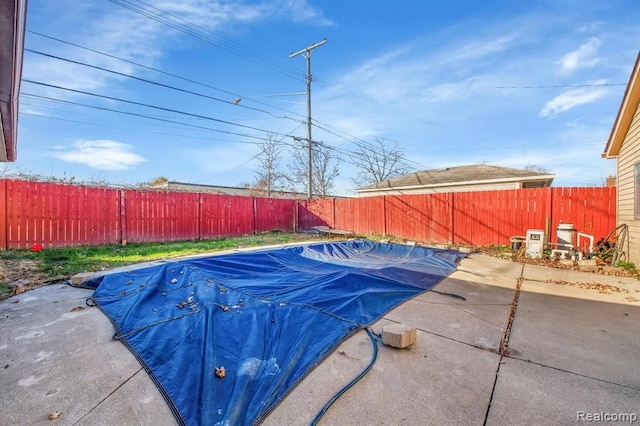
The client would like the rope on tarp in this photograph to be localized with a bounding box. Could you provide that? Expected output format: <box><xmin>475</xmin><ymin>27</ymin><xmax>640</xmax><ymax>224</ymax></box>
<box><xmin>310</xmin><ymin>327</ymin><xmax>378</xmax><ymax>426</ymax></box>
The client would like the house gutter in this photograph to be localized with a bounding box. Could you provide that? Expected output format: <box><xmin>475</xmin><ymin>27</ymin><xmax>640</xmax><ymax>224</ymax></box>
<box><xmin>0</xmin><ymin>0</ymin><xmax>28</xmax><ymax>162</ymax></box>
<box><xmin>602</xmin><ymin>51</ymin><xmax>640</xmax><ymax>159</ymax></box>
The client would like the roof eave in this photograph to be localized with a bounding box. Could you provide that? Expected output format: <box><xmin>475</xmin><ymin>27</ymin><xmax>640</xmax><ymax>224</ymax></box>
<box><xmin>603</xmin><ymin>51</ymin><xmax>640</xmax><ymax>159</ymax></box>
<box><xmin>0</xmin><ymin>0</ymin><xmax>28</xmax><ymax>162</ymax></box>
<box><xmin>356</xmin><ymin>174</ymin><xmax>555</xmax><ymax>193</ymax></box>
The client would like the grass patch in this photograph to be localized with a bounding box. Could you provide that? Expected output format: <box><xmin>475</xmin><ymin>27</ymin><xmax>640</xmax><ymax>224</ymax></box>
<box><xmin>616</xmin><ymin>261</ymin><xmax>638</xmax><ymax>275</ymax></box>
<box><xmin>0</xmin><ymin>283</ymin><xmax>13</xmax><ymax>298</ymax></box>
<box><xmin>0</xmin><ymin>232</ymin><xmax>327</xmax><ymax>284</ymax></box>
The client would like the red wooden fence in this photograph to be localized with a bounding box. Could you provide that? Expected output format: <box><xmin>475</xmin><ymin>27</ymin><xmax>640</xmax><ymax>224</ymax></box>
<box><xmin>0</xmin><ymin>179</ymin><xmax>297</xmax><ymax>249</ymax></box>
<box><xmin>0</xmin><ymin>179</ymin><xmax>616</xmax><ymax>249</ymax></box>
<box><xmin>298</xmin><ymin>187</ymin><xmax>616</xmax><ymax>247</ymax></box>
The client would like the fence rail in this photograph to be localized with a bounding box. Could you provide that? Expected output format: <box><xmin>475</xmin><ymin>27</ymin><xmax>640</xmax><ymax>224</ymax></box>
<box><xmin>0</xmin><ymin>179</ymin><xmax>616</xmax><ymax>250</ymax></box>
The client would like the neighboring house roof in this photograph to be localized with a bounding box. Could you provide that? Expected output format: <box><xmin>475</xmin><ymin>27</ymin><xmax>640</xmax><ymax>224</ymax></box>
<box><xmin>355</xmin><ymin>164</ymin><xmax>555</xmax><ymax>193</ymax></box>
<box><xmin>603</xmin><ymin>51</ymin><xmax>640</xmax><ymax>159</ymax></box>
<box><xmin>0</xmin><ymin>0</ymin><xmax>28</xmax><ymax>162</ymax></box>
<box><xmin>150</xmin><ymin>181</ymin><xmax>311</xmax><ymax>199</ymax></box>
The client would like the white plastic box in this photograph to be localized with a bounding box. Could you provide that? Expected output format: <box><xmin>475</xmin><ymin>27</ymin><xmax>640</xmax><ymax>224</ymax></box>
<box><xmin>526</xmin><ymin>229</ymin><xmax>546</xmax><ymax>258</ymax></box>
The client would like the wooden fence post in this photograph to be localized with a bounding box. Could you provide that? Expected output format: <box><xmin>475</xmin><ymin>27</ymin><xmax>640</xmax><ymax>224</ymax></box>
<box><xmin>383</xmin><ymin>196</ymin><xmax>387</xmax><ymax>236</ymax></box>
<box><xmin>0</xmin><ymin>179</ymin><xmax>7</xmax><ymax>250</ymax></box>
<box><xmin>332</xmin><ymin>198</ymin><xmax>336</xmax><ymax>227</ymax></box>
<box><xmin>450</xmin><ymin>192</ymin><xmax>455</xmax><ymax>244</ymax></box>
<box><xmin>119</xmin><ymin>190</ymin><xmax>127</xmax><ymax>244</ymax></box>
<box><xmin>197</xmin><ymin>193</ymin><xmax>202</xmax><ymax>241</ymax></box>
<box><xmin>545</xmin><ymin>187</ymin><xmax>553</xmax><ymax>238</ymax></box>
<box><xmin>253</xmin><ymin>198</ymin><xmax>257</xmax><ymax>235</ymax></box>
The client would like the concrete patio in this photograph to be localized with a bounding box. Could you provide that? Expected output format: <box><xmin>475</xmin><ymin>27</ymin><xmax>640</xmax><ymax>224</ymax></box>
<box><xmin>1</xmin><ymin>250</ymin><xmax>639</xmax><ymax>425</ymax></box>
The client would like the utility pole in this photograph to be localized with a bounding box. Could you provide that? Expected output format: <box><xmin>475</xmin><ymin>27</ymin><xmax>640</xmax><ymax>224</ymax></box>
<box><xmin>289</xmin><ymin>38</ymin><xmax>327</xmax><ymax>199</ymax></box>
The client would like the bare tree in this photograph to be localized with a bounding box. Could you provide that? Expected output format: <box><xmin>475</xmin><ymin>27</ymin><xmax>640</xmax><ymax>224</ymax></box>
<box><xmin>312</xmin><ymin>144</ymin><xmax>340</xmax><ymax>198</ymax></box>
<box><xmin>254</xmin><ymin>134</ymin><xmax>286</xmax><ymax>198</ymax></box>
<box><xmin>288</xmin><ymin>139</ymin><xmax>340</xmax><ymax>198</ymax></box>
<box><xmin>352</xmin><ymin>138</ymin><xmax>409</xmax><ymax>186</ymax></box>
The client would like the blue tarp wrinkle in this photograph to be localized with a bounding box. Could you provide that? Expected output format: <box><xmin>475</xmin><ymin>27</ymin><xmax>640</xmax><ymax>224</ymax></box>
<box><xmin>85</xmin><ymin>239</ymin><xmax>465</xmax><ymax>425</ymax></box>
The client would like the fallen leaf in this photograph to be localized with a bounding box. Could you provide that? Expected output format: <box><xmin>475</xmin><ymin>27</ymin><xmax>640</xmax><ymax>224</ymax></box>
<box><xmin>176</xmin><ymin>301</ymin><xmax>187</xmax><ymax>309</ymax></box>
<box><xmin>625</xmin><ymin>297</ymin><xmax>639</xmax><ymax>303</ymax></box>
<box><xmin>215</xmin><ymin>366</ymin><xmax>226</xmax><ymax>379</ymax></box>
<box><xmin>48</xmin><ymin>411</ymin><xmax>62</xmax><ymax>420</ymax></box>
<box><xmin>70</xmin><ymin>307</ymin><xmax>85</xmax><ymax>312</ymax></box>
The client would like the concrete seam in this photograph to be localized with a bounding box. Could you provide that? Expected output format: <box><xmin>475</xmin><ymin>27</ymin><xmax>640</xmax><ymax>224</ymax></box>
<box><xmin>482</xmin><ymin>357</ymin><xmax>503</xmax><ymax>426</ymax></box>
<box><xmin>499</xmin><ymin>264</ymin><xmax>525</xmax><ymax>355</ymax></box>
<box><xmin>483</xmin><ymin>263</ymin><xmax>525</xmax><ymax>425</ymax></box>
<box><xmin>72</xmin><ymin>367</ymin><xmax>144</xmax><ymax>425</ymax></box>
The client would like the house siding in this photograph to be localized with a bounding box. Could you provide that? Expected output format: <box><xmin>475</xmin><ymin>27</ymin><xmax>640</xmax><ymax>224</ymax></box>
<box><xmin>616</xmin><ymin>102</ymin><xmax>640</xmax><ymax>263</ymax></box>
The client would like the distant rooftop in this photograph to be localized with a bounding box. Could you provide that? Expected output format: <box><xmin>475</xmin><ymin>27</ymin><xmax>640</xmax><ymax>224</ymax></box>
<box><xmin>150</xmin><ymin>181</ymin><xmax>311</xmax><ymax>199</ymax></box>
<box><xmin>356</xmin><ymin>164</ymin><xmax>555</xmax><ymax>193</ymax></box>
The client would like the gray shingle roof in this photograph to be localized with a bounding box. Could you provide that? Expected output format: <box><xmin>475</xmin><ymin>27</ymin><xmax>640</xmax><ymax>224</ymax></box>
<box><xmin>356</xmin><ymin>164</ymin><xmax>554</xmax><ymax>191</ymax></box>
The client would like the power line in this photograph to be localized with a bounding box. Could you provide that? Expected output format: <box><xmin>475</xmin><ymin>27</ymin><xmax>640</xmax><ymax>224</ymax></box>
<box><xmin>106</xmin><ymin>0</ymin><xmax>306</xmax><ymax>82</ymax></box>
<box><xmin>24</xmin><ymin>49</ymin><xmax>295</xmax><ymax>121</ymax></box>
<box><xmin>20</xmin><ymin>106</ymin><xmax>287</xmax><ymax>145</ymax></box>
<box><xmin>26</xmin><ymin>31</ymin><xmax>309</xmax><ymax>122</ymax></box>
<box><xmin>21</xmin><ymin>92</ymin><xmax>285</xmax><ymax>143</ymax></box>
<box><xmin>22</xmin><ymin>79</ymin><xmax>296</xmax><ymax>138</ymax></box>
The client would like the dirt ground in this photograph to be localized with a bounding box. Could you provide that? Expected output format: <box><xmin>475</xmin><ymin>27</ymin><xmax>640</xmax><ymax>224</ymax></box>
<box><xmin>476</xmin><ymin>245</ymin><xmax>638</xmax><ymax>278</ymax></box>
<box><xmin>0</xmin><ymin>259</ymin><xmax>52</xmax><ymax>299</ymax></box>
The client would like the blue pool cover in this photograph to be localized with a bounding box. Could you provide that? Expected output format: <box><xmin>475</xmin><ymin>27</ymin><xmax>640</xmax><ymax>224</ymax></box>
<box><xmin>85</xmin><ymin>239</ymin><xmax>465</xmax><ymax>425</ymax></box>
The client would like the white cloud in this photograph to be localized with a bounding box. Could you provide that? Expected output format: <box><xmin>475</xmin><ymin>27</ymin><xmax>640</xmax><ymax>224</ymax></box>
<box><xmin>51</xmin><ymin>140</ymin><xmax>147</xmax><ymax>170</ymax></box>
<box><xmin>446</xmin><ymin>35</ymin><xmax>515</xmax><ymax>64</ymax></box>
<box><xmin>273</xmin><ymin>0</ymin><xmax>334</xmax><ymax>26</ymax></box>
<box><xmin>539</xmin><ymin>82</ymin><xmax>608</xmax><ymax>117</ymax></box>
<box><xmin>558</xmin><ymin>37</ymin><xmax>602</xmax><ymax>74</ymax></box>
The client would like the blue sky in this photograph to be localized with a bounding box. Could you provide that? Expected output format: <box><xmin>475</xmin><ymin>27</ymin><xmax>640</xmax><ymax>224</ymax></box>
<box><xmin>12</xmin><ymin>0</ymin><xmax>640</xmax><ymax>195</ymax></box>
